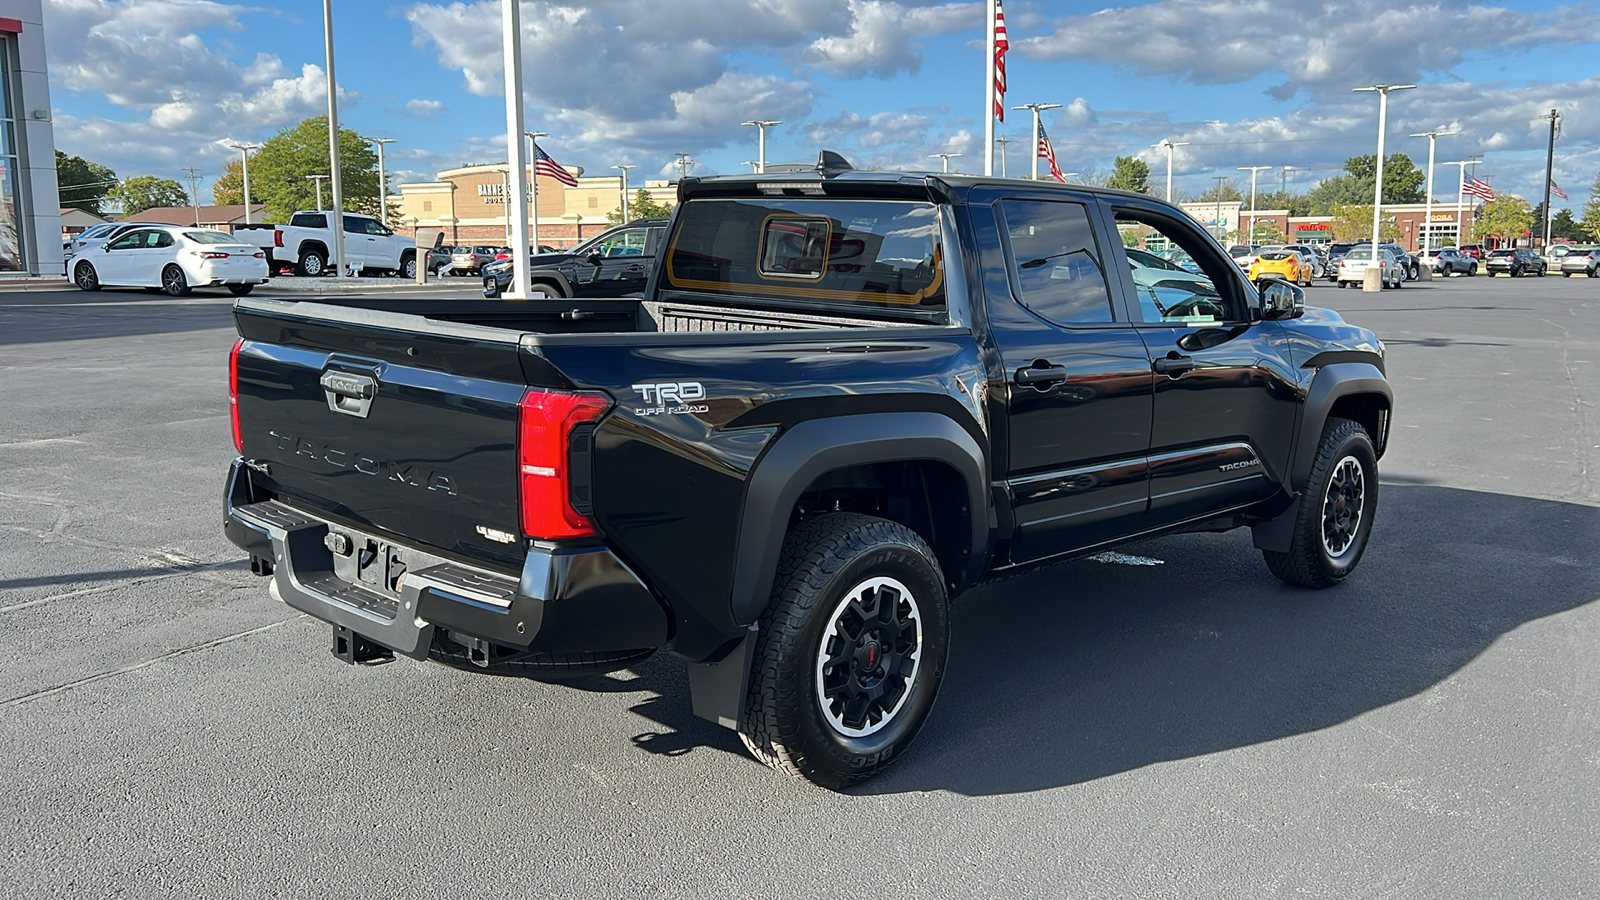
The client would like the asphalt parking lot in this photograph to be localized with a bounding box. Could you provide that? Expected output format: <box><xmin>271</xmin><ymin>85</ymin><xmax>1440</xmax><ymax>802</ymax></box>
<box><xmin>2</xmin><ymin>275</ymin><xmax>1596</xmax><ymax>897</ymax></box>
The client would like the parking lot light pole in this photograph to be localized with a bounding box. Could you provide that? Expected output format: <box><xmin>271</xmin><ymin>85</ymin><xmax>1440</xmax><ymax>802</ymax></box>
<box><xmin>1238</xmin><ymin>165</ymin><xmax>1271</xmax><ymax>245</ymax></box>
<box><xmin>323</xmin><ymin>0</ymin><xmax>346</xmax><ymax>278</ymax></box>
<box><xmin>613</xmin><ymin>164</ymin><xmax>636</xmax><ymax>223</ymax></box>
<box><xmin>367</xmin><ymin>138</ymin><xmax>395</xmax><ymax>226</ymax></box>
<box><xmin>929</xmin><ymin>153</ymin><xmax>961</xmax><ymax>174</ymax></box>
<box><xmin>1013</xmin><ymin>103</ymin><xmax>1061</xmax><ymax>180</ymax></box>
<box><xmin>305</xmin><ymin>174</ymin><xmax>328</xmax><ymax>211</ymax></box>
<box><xmin>1157</xmin><ymin>139</ymin><xmax>1190</xmax><ymax>201</ymax></box>
<box><xmin>1410</xmin><ymin>129</ymin><xmax>1456</xmax><ymax>254</ymax></box>
<box><xmin>741</xmin><ymin>120</ymin><xmax>781</xmax><ymax>174</ymax></box>
<box><xmin>227</xmin><ymin>142</ymin><xmax>258</xmax><ymax>225</ymax></box>
<box><xmin>1354</xmin><ymin>84</ymin><xmax>1416</xmax><ymax>289</ymax></box>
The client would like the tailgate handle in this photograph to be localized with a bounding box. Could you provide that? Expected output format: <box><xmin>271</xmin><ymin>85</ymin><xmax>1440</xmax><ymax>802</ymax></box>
<box><xmin>320</xmin><ymin>370</ymin><xmax>377</xmax><ymax>418</ymax></box>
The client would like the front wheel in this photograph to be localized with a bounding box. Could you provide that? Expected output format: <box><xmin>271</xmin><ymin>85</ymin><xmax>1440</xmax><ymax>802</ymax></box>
<box><xmin>740</xmin><ymin>513</ymin><xmax>949</xmax><ymax>790</ymax></box>
<box><xmin>161</xmin><ymin>265</ymin><xmax>191</xmax><ymax>297</ymax></box>
<box><xmin>399</xmin><ymin>255</ymin><xmax>417</xmax><ymax>279</ymax></box>
<box><xmin>1262</xmin><ymin>418</ymin><xmax>1379</xmax><ymax>588</ymax></box>
<box><xmin>74</xmin><ymin>261</ymin><xmax>100</xmax><ymax>292</ymax></box>
<box><xmin>1468</xmin><ymin>264</ymin><xmax>1477</xmax><ymax>276</ymax></box>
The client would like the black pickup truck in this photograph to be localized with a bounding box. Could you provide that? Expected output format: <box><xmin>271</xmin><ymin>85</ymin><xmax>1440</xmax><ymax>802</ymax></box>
<box><xmin>225</xmin><ymin>156</ymin><xmax>1391</xmax><ymax>789</ymax></box>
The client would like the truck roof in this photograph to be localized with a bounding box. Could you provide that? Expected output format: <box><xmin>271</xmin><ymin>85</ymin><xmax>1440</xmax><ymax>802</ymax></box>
<box><xmin>678</xmin><ymin>168</ymin><xmax>1163</xmax><ymax>205</ymax></box>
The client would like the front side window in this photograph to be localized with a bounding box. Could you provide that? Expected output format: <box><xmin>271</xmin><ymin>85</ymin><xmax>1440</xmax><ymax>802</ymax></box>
<box><xmin>1114</xmin><ymin>208</ymin><xmax>1240</xmax><ymax>324</ymax></box>
<box><xmin>589</xmin><ymin>228</ymin><xmax>649</xmax><ymax>259</ymax></box>
<box><xmin>107</xmin><ymin>231</ymin><xmax>150</xmax><ymax>251</ymax></box>
<box><xmin>999</xmin><ymin>199</ymin><xmax>1114</xmax><ymax>326</ymax></box>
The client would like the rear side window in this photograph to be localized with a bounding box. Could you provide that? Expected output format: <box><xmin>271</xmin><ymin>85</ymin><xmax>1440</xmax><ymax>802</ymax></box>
<box><xmin>999</xmin><ymin>199</ymin><xmax>1115</xmax><ymax>326</ymax></box>
<box><xmin>664</xmin><ymin>198</ymin><xmax>945</xmax><ymax>319</ymax></box>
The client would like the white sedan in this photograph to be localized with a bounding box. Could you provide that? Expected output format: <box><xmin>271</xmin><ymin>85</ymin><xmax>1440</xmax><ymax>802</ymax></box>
<box><xmin>1335</xmin><ymin>246</ymin><xmax>1406</xmax><ymax>289</ymax></box>
<box><xmin>70</xmin><ymin>224</ymin><xmax>268</xmax><ymax>296</ymax></box>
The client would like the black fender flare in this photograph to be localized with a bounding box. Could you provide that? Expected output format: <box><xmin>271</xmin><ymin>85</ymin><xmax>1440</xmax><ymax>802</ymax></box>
<box><xmin>728</xmin><ymin>412</ymin><xmax>990</xmax><ymax>627</ymax></box>
<box><xmin>1254</xmin><ymin>361</ymin><xmax>1391</xmax><ymax>552</ymax></box>
<box><xmin>528</xmin><ymin>269</ymin><xmax>574</xmax><ymax>297</ymax></box>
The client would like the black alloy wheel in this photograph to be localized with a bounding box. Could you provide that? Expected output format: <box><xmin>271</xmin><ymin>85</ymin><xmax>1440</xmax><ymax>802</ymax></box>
<box><xmin>740</xmin><ymin>512</ymin><xmax>950</xmax><ymax>790</ymax></box>
<box><xmin>1262</xmin><ymin>418</ymin><xmax>1379</xmax><ymax>588</ymax></box>
<box><xmin>74</xmin><ymin>261</ymin><xmax>100</xmax><ymax>292</ymax></box>
<box><xmin>161</xmin><ymin>265</ymin><xmax>191</xmax><ymax>297</ymax></box>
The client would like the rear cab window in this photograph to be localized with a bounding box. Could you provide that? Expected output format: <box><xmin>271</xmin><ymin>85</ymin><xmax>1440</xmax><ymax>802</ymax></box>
<box><xmin>663</xmin><ymin>197</ymin><xmax>948</xmax><ymax>322</ymax></box>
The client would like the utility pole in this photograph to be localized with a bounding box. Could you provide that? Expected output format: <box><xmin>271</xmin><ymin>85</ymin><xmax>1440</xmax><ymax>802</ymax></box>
<box><xmin>305</xmin><ymin>174</ymin><xmax>329</xmax><ymax>211</ymax></box>
<box><xmin>323</xmin><ymin>0</ymin><xmax>346</xmax><ymax>278</ymax></box>
<box><xmin>995</xmin><ymin>134</ymin><xmax>1014</xmax><ymax>178</ymax></box>
<box><xmin>180</xmin><ymin>167</ymin><xmax>202</xmax><ymax>226</ymax></box>
<box><xmin>929</xmin><ymin>153</ymin><xmax>961</xmax><ymax>174</ymax></box>
<box><xmin>740</xmin><ymin>121</ymin><xmax>781</xmax><ymax>174</ymax></box>
<box><xmin>1238</xmin><ymin>165</ymin><xmax>1271</xmax><ymax>245</ymax></box>
<box><xmin>367</xmin><ymin>137</ymin><xmax>395</xmax><ymax>225</ymax></box>
<box><xmin>1157</xmin><ymin>139</ymin><xmax>1190</xmax><ymax>202</ymax></box>
<box><xmin>613</xmin><ymin>164</ymin><xmax>636</xmax><ymax>223</ymax></box>
<box><xmin>1409</xmin><ymin>129</ymin><xmax>1456</xmax><ymax>254</ymax></box>
<box><xmin>673</xmin><ymin>152</ymin><xmax>694</xmax><ymax>180</ymax></box>
<box><xmin>1012</xmin><ymin>102</ymin><xmax>1061</xmax><ymax>180</ymax></box>
<box><xmin>1540</xmin><ymin>108</ymin><xmax>1561</xmax><ymax>249</ymax></box>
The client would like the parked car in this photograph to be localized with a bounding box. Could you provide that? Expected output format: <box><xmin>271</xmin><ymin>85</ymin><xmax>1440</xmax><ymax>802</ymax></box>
<box><xmin>1279</xmin><ymin>243</ymin><xmax>1326</xmax><ymax>277</ymax></box>
<box><xmin>1324</xmin><ymin>242</ymin><xmax>1359</xmax><ymax>281</ymax></box>
<box><xmin>482</xmin><ymin>219</ymin><xmax>668</xmax><ymax>298</ymax></box>
<box><xmin>1228</xmin><ymin>244</ymin><xmax>1258</xmax><ymax>269</ymax></box>
<box><xmin>1421</xmin><ymin>247</ymin><xmax>1477</xmax><ymax>276</ymax></box>
<box><xmin>70</xmin><ymin>224</ymin><xmax>267</xmax><ymax>296</ymax></box>
<box><xmin>1336</xmin><ymin>246</ymin><xmax>1405</xmax><ymax>288</ymax></box>
<box><xmin>1458</xmin><ymin>244</ymin><xmax>1485</xmax><ymax>261</ymax></box>
<box><xmin>1484</xmin><ymin>247</ymin><xmax>1548</xmax><ymax>277</ymax></box>
<box><xmin>447</xmin><ymin>245</ymin><xmax>503</xmax><ymax>275</ymax></box>
<box><xmin>236</xmin><ymin>212</ymin><xmax>419</xmax><ymax>278</ymax></box>
<box><xmin>65</xmin><ymin>221</ymin><xmax>159</xmax><ymax>262</ymax></box>
<box><xmin>1558</xmin><ymin>247</ymin><xmax>1600</xmax><ymax>277</ymax></box>
<box><xmin>224</xmin><ymin>160</ymin><xmax>1391</xmax><ymax>789</ymax></box>
<box><xmin>492</xmin><ymin>245</ymin><xmax>559</xmax><ymax>262</ymax></box>
<box><xmin>1378</xmin><ymin>243</ymin><xmax>1420</xmax><ymax>281</ymax></box>
<box><xmin>1248</xmin><ymin>247</ymin><xmax>1315</xmax><ymax>286</ymax></box>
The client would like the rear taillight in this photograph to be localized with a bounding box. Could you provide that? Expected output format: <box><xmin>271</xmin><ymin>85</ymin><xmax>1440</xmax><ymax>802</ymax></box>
<box><xmin>229</xmin><ymin>339</ymin><xmax>243</xmax><ymax>453</ymax></box>
<box><xmin>253</xmin><ymin>251</ymin><xmax>265</xmax><ymax>259</ymax></box>
<box><xmin>274</xmin><ymin>230</ymin><xmax>284</xmax><ymax>248</ymax></box>
<box><xmin>518</xmin><ymin>388</ymin><xmax>611</xmax><ymax>540</ymax></box>
<box><xmin>200</xmin><ymin>251</ymin><xmax>229</xmax><ymax>260</ymax></box>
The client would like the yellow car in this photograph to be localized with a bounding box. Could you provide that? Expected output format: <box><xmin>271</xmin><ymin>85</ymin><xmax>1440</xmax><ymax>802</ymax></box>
<box><xmin>1248</xmin><ymin>248</ymin><xmax>1314</xmax><ymax>286</ymax></box>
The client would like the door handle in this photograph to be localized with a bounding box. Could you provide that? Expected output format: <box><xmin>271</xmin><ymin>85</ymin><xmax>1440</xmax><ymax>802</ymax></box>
<box><xmin>1015</xmin><ymin>362</ymin><xmax>1067</xmax><ymax>390</ymax></box>
<box><xmin>1153</xmin><ymin>352</ymin><xmax>1196</xmax><ymax>376</ymax></box>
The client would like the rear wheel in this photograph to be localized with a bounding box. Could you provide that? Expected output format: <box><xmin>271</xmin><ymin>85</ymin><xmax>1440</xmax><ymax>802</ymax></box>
<box><xmin>160</xmin><ymin>264</ymin><xmax>191</xmax><ymax>297</ymax></box>
<box><xmin>295</xmin><ymin>249</ymin><xmax>326</xmax><ymax>277</ymax></box>
<box><xmin>74</xmin><ymin>261</ymin><xmax>100</xmax><ymax>292</ymax></box>
<box><xmin>1262</xmin><ymin>418</ymin><xmax>1378</xmax><ymax>588</ymax></box>
<box><xmin>1468</xmin><ymin>264</ymin><xmax>1477</xmax><ymax>276</ymax></box>
<box><xmin>227</xmin><ymin>283</ymin><xmax>254</xmax><ymax>296</ymax></box>
<box><xmin>739</xmin><ymin>512</ymin><xmax>949</xmax><ymax>790</ymax></box>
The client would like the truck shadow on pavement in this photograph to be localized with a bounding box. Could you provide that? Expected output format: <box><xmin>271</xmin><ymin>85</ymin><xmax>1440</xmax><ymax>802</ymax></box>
<box><xmin>617</xmin><ymin>484</ymin><xmax>1598</xmax><ymax>795</ymax></box>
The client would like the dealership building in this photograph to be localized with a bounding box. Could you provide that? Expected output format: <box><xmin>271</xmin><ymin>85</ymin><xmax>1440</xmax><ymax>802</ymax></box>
<box><xmin>394</xmin><ymin>164</ymin><xmax>677</xmax><ymax>248</ymax></box>
<box><xmin>1180</xmin><ymin>200</ymin><xmax>1482</xmax><ymax>250</ymax></box>
<box><xmin>0</xmin><ymin>0</ymin><xmax>61</xmax><ymax>277</ymax></box>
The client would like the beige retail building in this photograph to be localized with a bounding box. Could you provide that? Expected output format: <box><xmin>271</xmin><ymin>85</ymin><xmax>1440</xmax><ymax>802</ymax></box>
<box><xmin>393</xmin><ymin>163</ymin><xmax>677</xmax><ymax>248</ymax></box>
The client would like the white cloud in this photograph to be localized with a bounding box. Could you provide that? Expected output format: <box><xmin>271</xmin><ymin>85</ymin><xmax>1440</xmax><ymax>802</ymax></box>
<box><xmin>402</xmin><ymin>98</ymin><xmax>447</xmax><ymax>119</ymax></box>
<box><xmin>799</xmin><ymin>0</ymin><xmax>977</xmax><ymax>79</ymax></box>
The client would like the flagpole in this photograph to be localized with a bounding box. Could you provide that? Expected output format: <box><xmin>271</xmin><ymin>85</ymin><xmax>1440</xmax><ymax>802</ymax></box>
<box><xmin>984</xmin><ymin>0</ymin><xmax>996</xmax><ymax>176</ymax></box>
<box><xmin>501</xmin><ymin>0</ymin><xmax>531</xmax><ymax>300</ymax></box>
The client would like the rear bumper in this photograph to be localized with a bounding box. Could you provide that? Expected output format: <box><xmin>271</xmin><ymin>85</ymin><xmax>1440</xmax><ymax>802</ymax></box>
<box><xmin>223</xmin><ymin>459</ymin><xmax>669</xmax><ymax>659</ymax></box>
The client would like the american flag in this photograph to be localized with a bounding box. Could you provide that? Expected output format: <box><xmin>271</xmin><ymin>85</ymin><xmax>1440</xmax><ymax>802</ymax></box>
<box><xmin>535</xmin><ymin>145</ymin><xmax>578</xmax><ymax>187</ymax></box>
<box><xmin>1462</xmin><ymin>176</ymin><xmax>1495</xmax><ymax>202</ymax></box>
<box><xmin>993</xmin><ymin>0</ymin><xmax>1008</xmax><ymax>122</ymax></box>
<box><xmin>1551</xmin><ymin>179</ymin><xmax>1568</xmax><ymax>200</ymax></box>
<box><xmin>1037</xmin><ymin>123</ymin><xmax>1066</xmax><ymax>183</ymax></box>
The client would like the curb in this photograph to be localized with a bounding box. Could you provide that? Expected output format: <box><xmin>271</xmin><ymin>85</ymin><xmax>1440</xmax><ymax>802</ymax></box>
<box><xmin>0</xmin><ymin>279</ymin><xmax>73</xmax><ymax>293</ymax></box>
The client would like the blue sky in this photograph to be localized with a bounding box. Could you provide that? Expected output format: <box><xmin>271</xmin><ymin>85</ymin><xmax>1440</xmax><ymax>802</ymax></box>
<box><xmin>45</xmin><ymin>0</ymin><xmax>1600</xmax><ymax>213</ymax></box>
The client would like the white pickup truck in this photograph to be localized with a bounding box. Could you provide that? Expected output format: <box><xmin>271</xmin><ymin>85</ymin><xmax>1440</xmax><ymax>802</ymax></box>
<box><xmin>236</xmin><ymin>211</ymin><xmax>417</xmax><ymax>278</ymax></box>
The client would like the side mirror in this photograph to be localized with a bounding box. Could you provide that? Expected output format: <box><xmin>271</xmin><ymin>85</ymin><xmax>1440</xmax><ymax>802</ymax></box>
<box><xmin>1260</xmin><ymin>280</ymin><xmax>1304</xmax><ymax>320</ymax></box>
<box><xmin>100</xmin><ymin>242</ymin><xmax>111</xmax><ymax>251</ymax></box>
<box><xmin>586</xmin><ymin>252</ymin><xmax>603</xmax><ymax>265</ymax></box>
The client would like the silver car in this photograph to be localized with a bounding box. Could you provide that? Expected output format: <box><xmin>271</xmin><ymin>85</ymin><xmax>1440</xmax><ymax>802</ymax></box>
<box><xmin>1336</xmin><ymin>247</ymin><xmax>1405</xmax><ymax>289</ymax></box>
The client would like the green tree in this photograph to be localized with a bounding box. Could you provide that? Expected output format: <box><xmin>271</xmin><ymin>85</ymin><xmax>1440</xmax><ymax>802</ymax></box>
<box><xmin>1550</xmin><ymin>208</ymin><xmax>1577</xmax><ymax>240</ymax></box>
<box><xmin>1197</xmin><ymin>178</ymin><xmax>1243</xmax><ymax>202</ymax></box>
<box><xmin>604</xmin><ymin>189</ymin><xmax>675</xmax><ymax>225</ymax></box>
<box><xmin>56</xmin><ymin>151</ymin><xmax>118</xmax><ymax>214</ymax></box>
<box><xmin>248</xmin><ymin>116</ymin><xmax>380</xmax><ymax>222</ymax></box>
<box><xmin>1581</xmin><ymin>170</ymin><xmax>1600</xmax><ymax>241</ymax></box>
<box><xmin>211</xmin><ymin>159</ymin><xmax>244</xmax><ymax>206</ymax></box>
<box><xmin>1329</xmin><ymin>204</ymin><xmax>1401</xmax><ymax>243</ymax></box>
<box><xmin>1306</xmin><ymin>153</ymin><xmax>1425</xmax><ymax>214</ymax></box>
<box><xmin>1472</xmin><ymin>195</ymin><xmax>1533</xmax><ymax>243</ymax></box>
<box><xmin>108</xmin><ymin>176</ymin><xmax>190</xmax><ymax>216</ymax></box>
<box><xmin>1106</xmin><ymin>155</ymin><xmax>1150</xmax><ymax>193</ymax></box>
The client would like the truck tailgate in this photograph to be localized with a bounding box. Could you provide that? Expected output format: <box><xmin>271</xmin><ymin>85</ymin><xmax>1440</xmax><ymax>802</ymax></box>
<box><xmin>233</xmin><ymin>300</ymin><xmax>529</xmax><ymax>571</ymax></box>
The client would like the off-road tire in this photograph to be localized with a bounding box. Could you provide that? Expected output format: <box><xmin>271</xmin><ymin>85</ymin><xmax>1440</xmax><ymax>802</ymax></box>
<box><xmin>296</xmin><ymin>249</ymin><xmax>327</xmax><ymax>277</ymax></box>
<box><xmin>427</xmin><ymin>632</ymin><xmax>653</xmax><ymax>678</ymax></box>
<box><xmin>1262</xmin><ymin>418</ymin><xmax>1379</xmax><ymax>588</ymax></box>
<box><xmin>161</xmin><ymin>264</ymin><xmax>191</xmax><ymax>297</ymax></box>
<box><xmin>739</xmin><ymin>512</ymin><xmax>950</xmax><ymax>790</ymax></box>
<box><xmin>74</xmin><ymin>261</ymin><xmax>100</xmax><ymax>292</ymax></box>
